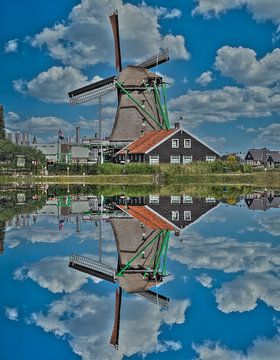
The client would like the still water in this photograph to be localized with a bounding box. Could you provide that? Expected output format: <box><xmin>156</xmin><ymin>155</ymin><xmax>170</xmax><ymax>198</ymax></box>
<box><xmin>1</xmin><ymin>188</ymin><xmax>280</xmax><ymax>359</ymax></box>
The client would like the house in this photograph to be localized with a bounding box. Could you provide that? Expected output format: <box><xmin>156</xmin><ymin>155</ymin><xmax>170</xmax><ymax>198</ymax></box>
<box><xmin>71</xmin><ymin>146</ymin><xmax>90</xmax><ymax>164</ymax></box>
<box><xmin>267</xmin><ymin>152</ymin><xmax>280</xmax><ymax>167</ymax></box>
<box><xmin>244</xmin><ymin>148</ymin><xmax>279</xmax><ymax>166</ymax></box>
<box><xmin>30</xmin><ymin>143</ymin><xmax>58</xmax><ymax>164</ymax></box>
<box><xmin>245</xmin><ymin>194</ymin><xmax>280</xmax><ymax>210</ymax></box>
<box><xmin>113</xmin><ymin>195</ymin><xmax>219</xmax><ymax>231</ymax></box>
<box><xmin>115</xmin><ymin>125</ymin><xmax>219</xmax><ymax>164</ymax></box>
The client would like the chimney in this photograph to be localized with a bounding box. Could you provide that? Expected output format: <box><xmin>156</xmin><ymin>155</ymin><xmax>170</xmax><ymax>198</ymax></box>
<box><xmin>76</xmin><ymin>126</ymin><xmax>81</xmax><ymax>144</ymax></box>
<box><xmin>174</xmin><ymin>122</ymin><xmax>180</xmax><ymax>129</ymax></box>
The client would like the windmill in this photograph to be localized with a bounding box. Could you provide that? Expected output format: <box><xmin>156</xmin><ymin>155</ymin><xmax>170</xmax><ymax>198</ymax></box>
<box><xmin>68</xmin><ymin>225</ymin><xmax>171</xmax><ymax>349</ymax></box>
<box><xmin>68</xmin><ymin>10</ymin><xmax>171</xmax><ymax>147</ymax></box>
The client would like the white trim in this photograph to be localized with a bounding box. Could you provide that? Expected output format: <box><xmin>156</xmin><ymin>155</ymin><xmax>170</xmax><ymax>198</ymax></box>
<box><xmin>149</xmin><ymin>155</ymin><xmax>159</xmax><ymax>164</ymax></box>
<box><xmin>172</xmin><ymin>138</ymin><xmax>179</xmax><ymax>148</ymax></box>
<box><xmin>184</xmin><ymin>138</ymin><xmax>191</xmax><ymax>148</ymax></box>
<box><xmin>145</xmin><ymin>205</ymin><xmax>181</xmax><ymax>231</ymax></box>
<box><xmin>170</xmin><ymin>155</ymin><xmax>180</xmax><ymax>164</ymax></box>
<box><xmin>146</xmin><ymin>128</ymin><xmax>220</xmax><ymax>155</ymax></box>
<box><xmin>180</xmin><ymin>203</ymin><xmax>221</xmax><ymax>233</ymax></box>
<box><xmin>183</xmin><ymin>155</ymin><xmax>193</xmax><ymax>164</ymax></box>
<box><xmin>184</xmin><ymin>210</ymin><xmax>192</xmax><ymax>221</ymax></box>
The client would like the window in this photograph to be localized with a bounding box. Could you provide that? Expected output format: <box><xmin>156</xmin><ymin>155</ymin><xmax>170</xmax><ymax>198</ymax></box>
<box><xmin>172</xmin><ymin>211</ymin><xmax>179</xmax><ymax>221</ymax></box>
<box><xmin>171</xmin><ymin>196</ymin><xmax>180</xmax><ymax>204</ymax></box>
<box><xmin>184</xmin><ymin>211</ymin><xmax>191</xmax><ymax>221</ymax></box>
<box><xmin>184</xmin><ymin>139</ymin><xmax>191</xmax><ymax>148</ymax></box>
<box><xmin>206</xmin><ymin>155</ymin><xmax>216</xmax><ymax>162</ymax></box>
<box><xmin>183</xmin><ymin>195</ymin><xmax>193</xmax><ymax>204</ymax></box>
<box><xmin>172</xmin><ymin>139</ymin><xmax>179</xmax><ymax>148</ymax></box>
<box><xmin>183</xmin><ymin>155</ymin><xmax>192</xmax><ymax>164</ymax></box>
<box><xmin>206</xmin><ymin>197</ymin><xmax>216</xmax><ymax>203</ymax></box>
<box><xmin>149</xmin><ymin>155</ymin><xmax>159</xmax><ymax>164</ymax></box>
<box><xmin>149</xmin><ymin>195</ymin><xmax>159</xmax><ymax>204</ymax></box>
<box><xmin>170</xmin><ymin>155</ymin><xmax>180</xmax><ymax>164</ymax></box>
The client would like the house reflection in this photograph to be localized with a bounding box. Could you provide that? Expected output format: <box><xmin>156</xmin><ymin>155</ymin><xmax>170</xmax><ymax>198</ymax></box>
<box><xmin>245</xmin><ymin>192</ymin><xmax>280</xmax><ymax>210</ymax></box>
<box><xmin>68</xmin><ymin>194</ymin><xmax>219</xmax><ymax>349</ymax></box>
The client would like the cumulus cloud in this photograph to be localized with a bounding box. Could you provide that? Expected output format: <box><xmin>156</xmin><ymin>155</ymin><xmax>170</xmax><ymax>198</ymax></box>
<box><xmin>196</xmin><ymin>273</ymin><xmax>213</xmax><ymax>288</ymax></box>
<box><xmin>256</xmin><ymin>123</ymin><xmax>280</xmax><ymax>146</ymax></box>
<box><xmin>169</xmin><ymin>85</ymin><xmax>280</xmax><ymax>127</ymax></box>
<box><xmin>193</xmin><ymin>336</ymin><xmax>280</xmax><ymax>360</ymax></box>
<box><xmin>30</xmin><ymin>0</ymin><xmax>189</xmax><ymax>68</ymax></box>
<box><xmin>196</xmin><ymin>71</ymin><xmax>213</xmax><ymax>86</ymax></box>
<box><xmin>192</xmin><ymin>0</ymin><xmax>280</xmax><ymax>26</ymax></box>
<box><xmin>4</xmin><ymin>39</ymin><xmax>18</xmax><ymax>53</ymax></box>
<box><xmin>215</xmin><ymin>273</ymin><xmax>280</xmax><ymax>313</ymax></box>
<box><xmin>31</xmin><ymin>291</ymin><xmax>189</xmax><ymax>360</ymax></box>
<box><xmin>4</xmin><ymin>307</ymin><xmax>19</xmax><ymax>321</ymax></box>
<box><xmin>14</xmin><ymin>256</ymin><xmax>101</xmax><ymax>293</ymax></box>
<box><xmin>202</xmin><ymin>136</ymin><xmax>226</xmax><ymax>150</ymax></box>
<box><xmin>13</xmin><ymin>66</ymin><xmax>102</xmax><ymax>104</ymax></box>
<box><xmin>168</xmin><ymin>230</ymin><xmax>280</xmax><ymax>274</ymax></box>
<box><xmin>215</xmin><ymin>46</ymin><xmax>280</xmax><ymax>86</ymax></box>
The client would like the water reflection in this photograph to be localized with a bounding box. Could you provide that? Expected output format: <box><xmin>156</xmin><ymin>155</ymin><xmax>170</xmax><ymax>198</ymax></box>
<box><xmin>1</xmin><ymin>187</ymin><xmax>280</xmax><ymax>359</ymax></box>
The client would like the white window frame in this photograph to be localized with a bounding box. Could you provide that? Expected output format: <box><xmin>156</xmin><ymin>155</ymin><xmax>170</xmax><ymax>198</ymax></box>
<box><xmin>183</xmin><ymin>195</ymin><xmax>193</xmax><ymax>204</ymax></box>
<box><xmin>183</xmin><ymin>155</ymin><xmax>193</xmax><ymax>164</ymax></box>
<box><xmin>206</xmin><ymin>197</ymin><xmax>216</xmax><ymax>203</ymax></box>
<box><xmin>149</xmin><ymin>195</ymin><xmax>159</xmax><ymax>204</ymax></box>
<box><xmin>184</xmin><ymin>211</ymin><xmax>191</xmax><ymax>221</ymax></box>
<box><xmin>172</xmin><ymin>211</ymin><xmax>179</xmax><ymax>221</ymax></box>
<box><xmin>170</xmin><ymin>155</ymin><xmax>180</xmax><ymax>164</ymax></box>
<box><xmin>149</xmin><ymin>155</ymin><xmax>159</xmax><ymax>165</ymax></box>
<box><xmin>184</xmin><ymin>139</ymin><xmax>191</xmax><ymax>148</ymax></box>
<box><xmin>172</xmin><ymin>139</ymin><xmax>179</xmax><ymax>148</ymax></box>
<box><xmin>171</xmin><ymin>196</ymin><xmax>180</xmax><ymax>204</ymax></box>
<box><xmin>206</xmin><ymin>155</ymin><xmax>216</xmax><ymax>162</ymax></box>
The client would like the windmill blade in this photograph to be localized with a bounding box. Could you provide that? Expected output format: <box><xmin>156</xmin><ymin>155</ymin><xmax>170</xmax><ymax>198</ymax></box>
<box><xmin>136</xmin><ymin>48</ymin><xmax>169</xmax><ymax>69</ymax></box>
<box><xmin>109</xmin><ymin>10</ymin><xmax>122</xmax><ymax>72</ymax></box>
<box><xmin>68</xmin><ymin>76</ymin><xmax>116</xmax><ymax>105</ymax></box>
<box><xmin>110</xmin><ymin>287</ymin><xmax>122</xmax><ymax>350</ymax></box>
<box><xmin>137</xmin><ymin>290</ymin><xmax>169</xmax><ymax>308</ymax></box>
<box><xmin>68</xmin><ymin>254</ymin><xmax>116</xmax><ymax>283</ymax></box>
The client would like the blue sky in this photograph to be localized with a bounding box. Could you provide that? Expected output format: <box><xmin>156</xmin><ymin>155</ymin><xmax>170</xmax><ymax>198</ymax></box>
<box><xmin>2</xmin><ymin>199</ymin><xmax>280</xmax><ymax>359</ymax></box>
<box><xmin>1</xmin><ymin>0</ymin><xmax>280</xmax><ymax>153</ymax></box>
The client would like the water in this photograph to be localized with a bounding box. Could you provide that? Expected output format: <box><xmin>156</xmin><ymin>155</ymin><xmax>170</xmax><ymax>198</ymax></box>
<box><xmin>1</xmin><ymin>188</ymin><xmax>280</xmax><ymax>359</ymax></box>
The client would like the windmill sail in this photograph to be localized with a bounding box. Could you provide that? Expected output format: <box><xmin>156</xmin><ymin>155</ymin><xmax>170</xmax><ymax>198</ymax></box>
<box><xmin>136</xmin><ymin>48</ymin><xmax>169</xmax><ymax>69</ymax></box>
<box><xmin>109</xmin><ymin>287</ymin><xmax>122</xmax><ymax>349</ymax></box>
<box><xmin>68</xmin><ymin>76</ymin><xmax>116</xmax><ymax>104</ymax></box>
<box><xmin>68</xmin><ymin>254</ymin><xmax>116</xmax><ymax>283</ymax></box>
<box><xmin>109</xmin><ymin>10</ymin><xmax>122</xmax><ymax>72</ymax></box>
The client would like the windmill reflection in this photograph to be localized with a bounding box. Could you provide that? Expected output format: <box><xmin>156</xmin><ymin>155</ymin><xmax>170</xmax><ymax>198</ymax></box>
<box><xmin>68</xmin><ymin>194</ymin><xmax>219</xmax><ymax>349</ymax></box>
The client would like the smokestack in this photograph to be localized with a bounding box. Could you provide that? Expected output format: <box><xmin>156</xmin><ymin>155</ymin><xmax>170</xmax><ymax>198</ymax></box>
<box><xmin>15</xmin><ymin>133</ymin><xmax>20</xmax><ymax>145</ymax></box>
<box><xmin>76</xmin><ymin>215</ymin><xmax>81</xmax><ymax>233</ymax></box>
<box><xmin>76</xmin><ymin>126</ymin><xmax>81</xmax><ymax>144</ymax></box>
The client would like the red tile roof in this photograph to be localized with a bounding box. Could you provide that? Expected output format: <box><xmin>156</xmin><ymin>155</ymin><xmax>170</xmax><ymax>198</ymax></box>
<box><xmin>116</xmin><ymin>129</ymin><xmax>177</xmax><ymax>155</ymax></box>
<box><xmin>117</xmin><ymin>205</ymin><xmax>175</xmax><ymax>230</ymax></box>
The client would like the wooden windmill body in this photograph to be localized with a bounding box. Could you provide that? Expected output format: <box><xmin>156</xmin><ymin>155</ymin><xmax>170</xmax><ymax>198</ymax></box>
<box><xmin>68</xmin><ymin>10</ymin><xmax>170</xmax><ymax>147</ymax></box>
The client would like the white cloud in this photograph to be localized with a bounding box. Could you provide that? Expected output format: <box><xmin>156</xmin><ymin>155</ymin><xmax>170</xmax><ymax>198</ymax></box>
<box><xmin>193</xmin><ymin>336</ymin><xmax>280</xmax><ymax>360</ymax></box>
<box><xmin>202</xmin><ymin>136</ymin><xmax>226</xmax><ymax>150</ymax></box>
<box><xmin>5</xmin><ymin>307</ymin><xmax>19</xmax><ymax>321</ymax></box>
<box><xmin>192</xmin><ymin>0</ymin><xmax>280</xmax><ymax>26</ymax></box>
<box><xmin>30</xmin><ymin>0</ymin><xmax>189</xmax><ymax>68</ymax></box>
<box><xmin>196</xmin><ymin>71</ymin><xmax>213</xmax><ymax>86</ymax></box>
<box><xmin>256</xmin><ymin>123</ymin><xmax>280</xmax><ymax>146</ymax></box>
<box><xmin>215</xmin><ymin>273</ymin><xmax>280</xmax><ymax>313</ymax></box>
<box><xmin>196</xmin><ymin>273</ymin><xmax>213</xmax><ymax>288</ymax></box>
<box><xmin>4</xmin><ymin>39</ymin><xmax>18</xmax><ymax>53</ymax></box>
<box><xmin>215</xmin><ymin>46</ymin><xmax>280</xmax><ymax>86</ymax></box>
<box><xmin>31</xmin><ymin>291</ymin><xmax>189</xmax><ymax>360</ymax></box>
<box><xmin>168</xmin><ymin>85</ymin><xmax>280</xmax><ymax>127</ymax></box>
<box><xmin>13</xmin><ymin>66</ymin><xmax>99</xmax><ymax>104</ymax></box>
<box><xmin>14</xmin><ymin>256</ymin><xmax>101</xmax><ymax>293</ymax></box>
<box><xmin>168</xmin><ymin>230</ymin><xmax>280</xmax><ymax>274</ymax></box>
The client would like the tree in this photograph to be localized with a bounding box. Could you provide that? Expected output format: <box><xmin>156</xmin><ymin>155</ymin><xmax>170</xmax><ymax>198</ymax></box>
<box><xmin>0</xmin><ymin>105</ymin><xmax>5</xmax><ymax>140</ymax></box>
